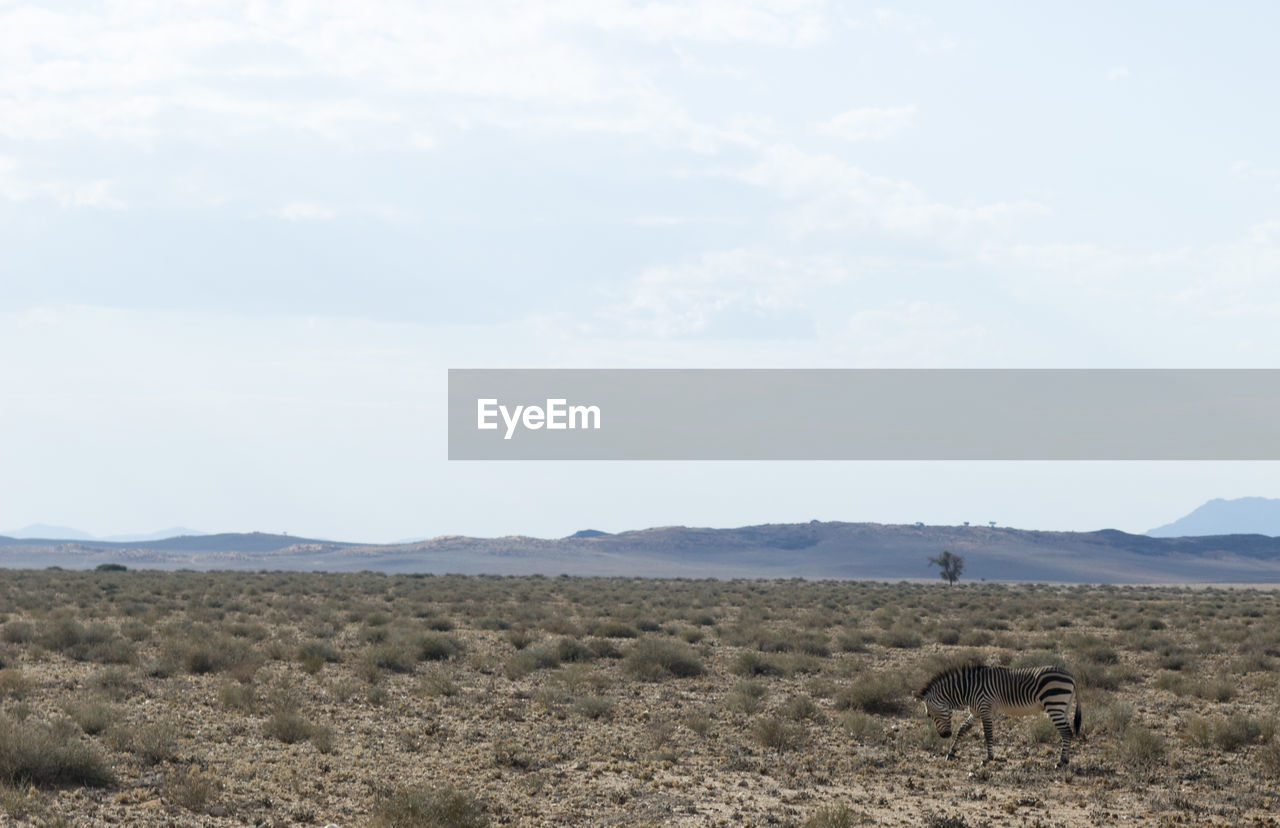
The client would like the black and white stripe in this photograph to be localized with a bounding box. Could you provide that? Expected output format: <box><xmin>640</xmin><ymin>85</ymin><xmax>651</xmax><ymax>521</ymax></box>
<box><xmin>915</xmin><ymin>663</ymin><xmax>1082</xmax><ymax>766</ymax></box>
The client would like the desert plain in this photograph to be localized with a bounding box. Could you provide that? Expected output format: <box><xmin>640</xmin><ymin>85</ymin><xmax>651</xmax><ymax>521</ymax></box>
<box><xmin>0</xmin><ymin>570</ymin><xmax>1278</xmax><ymax>827</ymax></box>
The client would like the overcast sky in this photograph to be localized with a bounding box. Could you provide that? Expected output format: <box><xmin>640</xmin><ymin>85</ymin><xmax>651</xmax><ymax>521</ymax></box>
<box><xmin>3</xmin><ymin>1</ymin><xmax>1279</xmax><ymax>541</ymax></box>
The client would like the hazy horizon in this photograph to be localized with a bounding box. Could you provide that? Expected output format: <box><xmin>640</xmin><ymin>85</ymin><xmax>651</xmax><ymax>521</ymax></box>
<box><xmin>7</xmin><ymin>493</ymin><xmax>1280</xmax><ymax>544</ymax></box>
<box><xmin>4</xmin><ymin>3</ymin><xmax>1279</xmax><ymax>543</ymax></box>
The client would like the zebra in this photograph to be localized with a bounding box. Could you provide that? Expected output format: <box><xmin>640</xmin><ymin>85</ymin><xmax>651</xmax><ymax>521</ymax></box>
<box><xmin>915</xmin><ymin>662</ymin><xmax>1082</xmax><ymax>767</ymax></box>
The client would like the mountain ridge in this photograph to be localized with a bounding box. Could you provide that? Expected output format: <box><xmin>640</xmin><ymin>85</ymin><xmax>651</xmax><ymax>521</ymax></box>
<box><xmin>3</xmin><ymin>522</ymin><xmax>1280</xmax><ymax>583</ymax></box>
<box><xmin>1</xmin><ymin>524</ymin><xmax>209</xmax><ymax>542</ymax></box>
<box><xmin>1148</xmin><ymin>497</ymin><xmax>1280</xmax><ymax>537</ymax></box>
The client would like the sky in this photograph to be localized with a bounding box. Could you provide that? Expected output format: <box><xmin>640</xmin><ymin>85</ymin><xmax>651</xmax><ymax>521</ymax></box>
<box><xmin>2</xmin><ymin>1</ymin><xmax>1279</xmax><ymax>542</ymax></box>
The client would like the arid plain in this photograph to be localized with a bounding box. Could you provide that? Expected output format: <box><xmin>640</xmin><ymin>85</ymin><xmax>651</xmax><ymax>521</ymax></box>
<box><xmin>1</xmin><ymin>571</ymin><xmax>1278</xmax><ymax>826</ymax></box>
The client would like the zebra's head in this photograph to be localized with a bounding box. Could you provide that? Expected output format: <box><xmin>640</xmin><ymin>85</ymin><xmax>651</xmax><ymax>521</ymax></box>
<box><xmin>919</xmin><ymin>692</ymin><xmax>952</xmax><ymax>738</ymax></box>
<box><xmin>917</xmin><ymin>660</ymin><xmax>981</xmax><ymax>739</ymax></box>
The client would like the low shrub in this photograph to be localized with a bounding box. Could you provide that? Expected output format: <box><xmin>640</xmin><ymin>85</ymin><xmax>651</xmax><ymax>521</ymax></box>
<box><xmin>834</xmin><ymin>675</ymin><xmax>906</xmax><ymax>715</ymax></box>
<box><xmin>419</xmin><ymin>669</ymin><xmax>459</xmax><ymax>698</ymax></box>
<box><xmin>505</xmin><ymin>630</ymin><xmax>537</xmax><ymax>650</ymax></box>
<box><xmin>1195</xmin><ymin>679</ymin><xmax>1235</xmax><ymax>703</ymax></box>
<box><xmin>414</xmin><ymin>633</ymin><xmax>463</xmax><ymax>662</ymax></box>
<box><xmin>504</xmin><ymin>645</ymin><xmax>561</xmax><ymax>680</ymax></box>
<box><xmin>166</xmin><ymin>765</ymin><xmax>221</xmax><ymax>813</ymax></box>
<box><xmin>218</xmin><ymin>681</ymin><xmax>257</xmax><ymax>712</ymax></box>
<box><xmin>727</xmin><ymin>681</ymin><xmax>768</xmax><ymax>715</ymax></box>
<box><xmin>1215</xmin><ymin>714</ymin><xmax>1261</xmax><ymax>751</ymax></box>
<box><xmin>0</xmin><ymin>714</ymin><xmax>114</xmax><ymax>787</ymax></box>
<box><xmin>1118</xmin><ymin>726</ymin><xmax>1165</xmax><ymax>771</ymax></box>
<box><xmin>367</xmin><ymin>645</ymin><xmax>416</xmax><ymax>674</ymax></box>
<box><xmin>836</xmin><ymin>631</ymin><xmax>872</xmax><ymax>653</ymax></box>
<box><xmin>879</xmin><ymin>629</ymin><xmax>922</xmax><ymax>649</ymax></box>
<box><xmin>297</xmin><ymin>640</ymin><xmax>342</xmax><ymax>673</ymax></box>
<box><xmin>1259</xmin><ymin>741</ymin><xmax>1280</xmax><ymax>775</ymax></box>
<box><xmin>591</xmin><ymin>621</ymin><xmax>639</xmax><ymax>639</ymax></box>
<box><xmin>840</xmin><ymin>711</ymin><xmax>880</xmax><ymax>742</ymax></box>
<box><xmin>1</xmin><ymin>622</ymin><xmax>33</xmax><ymax>644</ymax></box>
<box><xmin>752</xmin><ymin>715</ymin><xmax>804</xmax><ymax>752</ymax></box>
<box><xmin>622</xmin><ymin>639</ymin><xmax>704</xmax><ymax>680</ymax></box>
<box><xmin>128</xmin><ymin>721</ymin><xmax>179</xmax><ymax>765</ymax></box>
<box><xmin>64</xmin><ymin>701</ymin><xmax>118</xmax><ymax>736</ymax></box>
<box><xmin>731</xmin><ymin>651</ymin><xmax>782</xmax><ymax>677</ymax></box>
<box><xmin>805</xmin><ymin>804</ymin><xmax>863</xmax><ymax>828</ymax></box>
<box><xmin>553</xmin><ymin>637</ymin><xmax>594</xmax><ymax>664</ymax></box>
<box><xmin>0</xmin><ymin>670</ymin><xmax>31</xmax><ymax>700</ymax></box>
<box><xmin>371</xmin><ymin>784</ymin><xmax>489</xmax><ymax>828</ymax></box>
<box><xmin>1097</xmin><ymin>700</ymin><xmax>1134</xmax><ymax>737</ymax></box>
<box><xmin>89</xmin><ymin>667</ymin><xmax>139</xmax><ymax>700</ymax></box>
<box><xmin>265</xmin><ymin>708</ymin><xmax>313</xmax><ymax>745</ymax></box>
<box><xmin>572</xmin><ymin>696</ymin><xmax>615</xmax><ymax>720</ymax></box>
<box><xmin>781</xmin><ymin>694</ymin><xmax>822</xmax><ymax>722</ymax></box>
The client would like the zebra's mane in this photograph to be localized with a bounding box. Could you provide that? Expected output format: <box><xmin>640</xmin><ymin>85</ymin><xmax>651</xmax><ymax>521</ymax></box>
<box><xmin>915</xmin><ymin>660</ymin><xmax>985</xmax><ymax>697</ymax></box>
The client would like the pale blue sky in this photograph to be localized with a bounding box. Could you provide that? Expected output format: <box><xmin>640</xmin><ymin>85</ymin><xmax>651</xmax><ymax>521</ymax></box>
<box><xmin>2</xmin><ymin>2</ymin><xmax>1279</xmax><ymax>542</ymax></box>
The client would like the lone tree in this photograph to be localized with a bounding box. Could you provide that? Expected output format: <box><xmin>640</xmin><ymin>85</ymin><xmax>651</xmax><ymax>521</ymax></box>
<box><xmin>929</xmin><ymin>550</ymin><xmax>964</xmax><ymax>585</ymax></box>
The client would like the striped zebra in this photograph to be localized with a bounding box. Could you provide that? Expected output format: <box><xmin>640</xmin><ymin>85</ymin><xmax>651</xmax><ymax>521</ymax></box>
<box><xmin>915</xmin><ymin>662</ymin><xmax>1082</xmax><ymax>766</ymax></box>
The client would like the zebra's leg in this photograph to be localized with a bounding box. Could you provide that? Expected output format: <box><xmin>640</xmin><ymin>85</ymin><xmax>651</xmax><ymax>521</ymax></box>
<box><xmin>981</xmin><ymin>714</ymin><xmax>996</xmax><ymax>763</ymax></box>
<box><xmin>946</xmin><ymin>713</ymin><xmax>976</xmax><ymax>759</ymax></box>
<box><xmin>1047</xmin><ymin>707</ymin><xmax>1073</xmax><ymax>767</ymax></box>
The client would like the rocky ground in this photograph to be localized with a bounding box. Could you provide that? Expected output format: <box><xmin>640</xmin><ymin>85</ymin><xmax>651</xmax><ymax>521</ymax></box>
<box><xmin>0</xmin><ymin>572</ymin><xmax>1278</xmax><ymax>826</ymax></box>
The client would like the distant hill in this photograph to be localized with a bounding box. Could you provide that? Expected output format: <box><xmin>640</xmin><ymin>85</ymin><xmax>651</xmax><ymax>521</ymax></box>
<box><xmin>101</xmin><ymin>527</ymin><xmax>208</xmax><ymax>543</ymax></box>
<box><xmin>0</xmin><ymin>531</ymin><xmax>353</xmax><ymax>568</ymax></box>
<box><xmin>3</xmin><ymin>522</ymin><xmax>1280</xmax><ymax>583</ymax></box>
<box><xmin>1</xmin><ymin>525</ymin><xmax>207</xmax><ymax>542</ymax></box>
<box><xmin>2</xmin><ymin>523</ymin><xmax>96</xmax><ymax>540</ymax></box>
<box><xmin>1149</xmin><ymin>497</ymin><xmax>1280</xmax><ymax>537</ymax></box>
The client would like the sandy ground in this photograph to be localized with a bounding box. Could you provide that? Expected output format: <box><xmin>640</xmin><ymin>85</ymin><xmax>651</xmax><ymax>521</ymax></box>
<box><xmin>0</xmin><ymin>575</ymin><xmax>1277</xmax><ymax>826</ymax></box>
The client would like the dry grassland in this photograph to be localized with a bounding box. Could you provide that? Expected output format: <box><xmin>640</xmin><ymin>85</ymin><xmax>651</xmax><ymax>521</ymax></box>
<box><xmin>1</xmin><ymin>570</ymin><xmax>1278</xmax><ymax>826</ymax></box>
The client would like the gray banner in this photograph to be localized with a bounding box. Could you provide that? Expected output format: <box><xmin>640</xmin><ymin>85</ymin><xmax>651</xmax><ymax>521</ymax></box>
<box><xmin>448</xmin><ymin>369</ymin><xmax>1280</xmax><ymax>460</ymax></box>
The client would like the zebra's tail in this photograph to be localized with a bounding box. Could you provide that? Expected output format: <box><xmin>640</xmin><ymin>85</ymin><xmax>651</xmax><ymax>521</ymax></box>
<box><xmin>1072</xmin><ymin>697</ymin><xmax>1083</xmax><ymax>740</ymax></box>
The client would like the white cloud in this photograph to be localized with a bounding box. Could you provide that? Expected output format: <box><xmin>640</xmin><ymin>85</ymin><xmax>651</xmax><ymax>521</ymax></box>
<box><xmin>0</xmin><ymin>155</ymin><xmax>125</xmax><ymax>208</ymax></box>
<box><xmin>1171</xmin><ymin>220</ymin><xmax>1280</xmax><ymax>320</ymax></box>
<box><xmin>0</xmin><ymin>155</ymin><xmax>19</xmax><ymax>201</ymax></box>
<box><xmin>843</xmin><ymin>302</ymin><xmax>987</xmax><ymax>363</ymax></box>
<box><xmin>586</xmin><ymin>0</ymin><xmax>829</xmax><ymax>46</ymax></box>
<box><xmin>607</xmin><ymin>248</ymin><xmax>846</xmax><ymax>337</ymax></box>
<box><xmin>1233</xmin><ymin>160</ymin><xmax>1280</xmax><ymax>188</ymax></box>
<box><xmin>817</xmin><ymin>105</ymin><xmax>916</xmax><ymax>142</ymax></box>
<box><xmin>0</xmin><ymin>1</ymin><xmax>832</xmax><ymax>149</ymax></box>
<box><xmin>275</xmin><ymin>202</ymin><xmax>336</xmax><ymax>221</ymax></box>
<box><xmin>982</xmin><ymin>242</ymin><xmax>1190</xmax><ymax>286</ymax></box>
<box><xmin>969</xmin><ymin>223</ymin><xmax>1280</xmax><ymax>361</ymax></box>
<box><xmin>1107</xmin><ymin>65</ymin><xmax>1130</xmax><ymax>81</ymax></box>
<box><xmin>64</xmin><ymin>180</ymin><xmax>127</xmax><ymax>209</ymax></box>
<box><xmin>872</xmin><ymin>9</ymin><xmax>929</xmax><ymax>30</ymax></box>
<box><xmin>736</xmin><ymin>144</ymin><xmax>1047</xmax><ymax>237</ymax></box>
<box><xmin>871</xmin><ymin>8</ymin><xmax>957</xmax><ymax>54</ymax></box>
<box><xmin>1247</xmin><ymin>219</ymin><xmax>1280</xmax><ymax>245</ymax></box>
